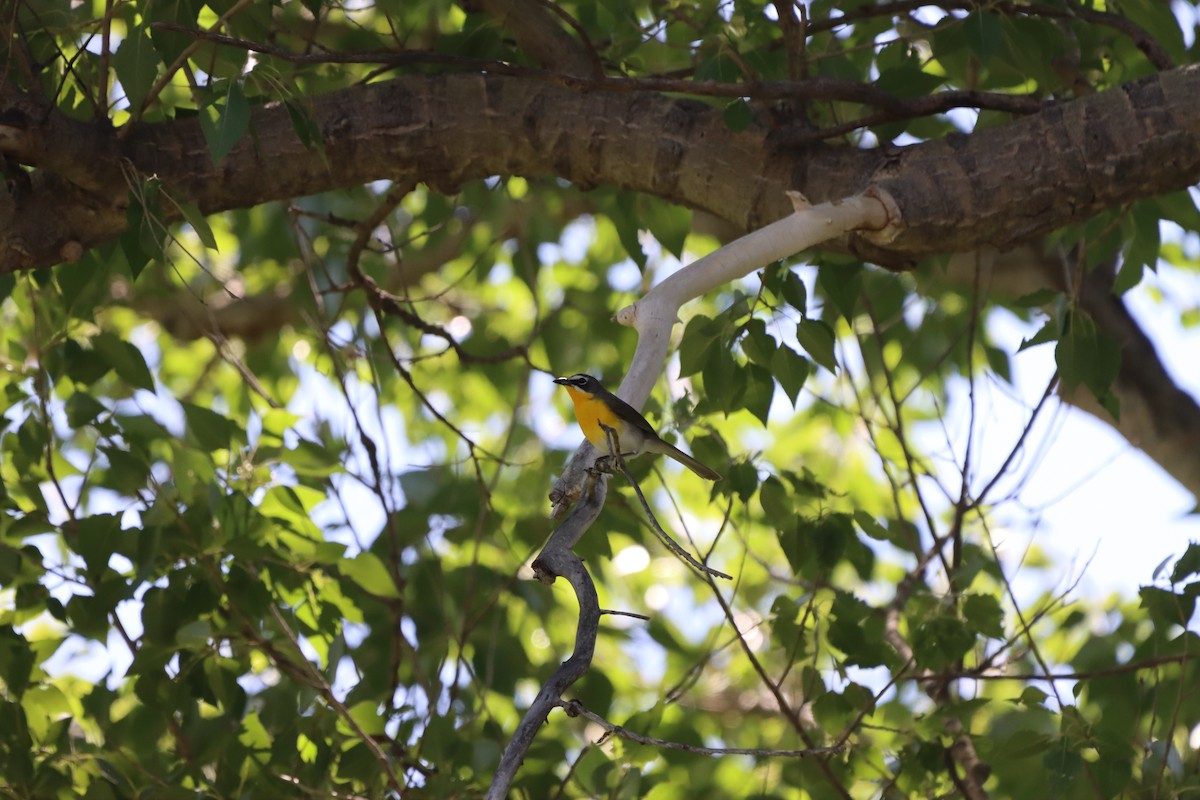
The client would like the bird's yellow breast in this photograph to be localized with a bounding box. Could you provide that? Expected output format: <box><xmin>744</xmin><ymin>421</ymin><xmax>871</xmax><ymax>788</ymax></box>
<box><xmin>563</xmin><ymin>385</ymin><xmax>622</xmax><ymax>450</ymax></box>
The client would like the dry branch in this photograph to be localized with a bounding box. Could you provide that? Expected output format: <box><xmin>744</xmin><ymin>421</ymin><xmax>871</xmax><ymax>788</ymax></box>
<box><xmin>487</xmin><ymin>471</ymin><xmax>607</xmax><ymax>799</ymax></box>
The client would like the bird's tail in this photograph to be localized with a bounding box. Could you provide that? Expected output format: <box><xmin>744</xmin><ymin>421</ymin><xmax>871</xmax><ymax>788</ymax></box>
<box><xmin>648</xmin><ymin>438</ymin><xmax>722</xmax><ymax>481</ymax></box>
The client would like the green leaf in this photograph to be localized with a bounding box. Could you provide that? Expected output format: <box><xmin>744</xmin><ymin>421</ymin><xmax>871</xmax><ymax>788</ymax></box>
<box><xmin>99</xmin><ymin>446</ymin><xmax>151</xmax><ymax>494</ymax></box>
<box><xmin>177</xmin><ymin>203</ymin><xmax>219</xmax><ymax>251</ymax></box>
<box><xmin>984</xmin><ymin>342</ymin><xmax>1012</xmax><ymax>383</ymax></box>
<box><xmin>818</xmin><ymin>262</ymin><xmax>863</xmax><ymax>319</ymax></box>
<box><xmin>742</xmin><ymin>363</ymin><xmax>774</xmax><ymax>426</ymax></box>
<box><xmin>771</xmin><ymin>345</ymin><xmax>810</xmax><ymax>405</ymax></box>
<box><xmin>874</xmin><ymin>64</ymin><xmax>944</xmax><ymax>98</ymax></box>
<box><xmin>60</xmin><ymin>340</ymin><xmax>111</xmax><ymax>385</ymax></box>
<box><xmin>1044</xmin><ymin>741</ymin><xmax>1085</xmax><ymax>793</ymax></box>
<box><xmin>1138</xmin><ymin>586</ymin><xmax>1194</xmax><ymax>626</ymax></box>
<box><xmin>964</xmin><ymin>12</ymin><xmax>1002</xmax><ymax>64</ymax></box>
<box><xmin>1112</xmin><ymin>259</ymin><xmax>1143</xmax><ymax>295</ymax></box>
<box><xmin>175</xmin><ymin>619</ymin><xmax>211</xmax><ymax>649</ymax></box>
<box><xmin>963</xmin><ymin>593</ymin><xmax>1006</xmax><ymax>639</ymax></box>
<box><xmin>182</xmin><ymin>402</ymin><xmax>244</xmax><ymax>451</ymax></box>
<box><xmin>700</xmin><ymin>346</ymin><xmax>741</xmax><ymax>414</ymax></box>
<box><xmin>795</xmin><ymin>319</ymin><xmax>838</xmax><ymax>374</ymax></box>
<box><xmin>65</xmin><ymin>392</ymin><xmax>106</xmax><ymax>427</ymax></box>
<box><xmin>640</xmin><ymin>198</ymin><xmax>690</xmax><ymax>260</ymax></box>
<box><xmin>1170</xmin><ymin>543</ymin><xmax>1200</xmax><ymax>583</ymax></box>
<box><xmin>148</xmin><ymin>0</ymin><xmax>203</xmax><ymax>66</ymax></box>
<box><xmin>781</xmin><ymin>270</ymin><xmax>808</xmax><ymax>313</ymax></box>
<box><xmin>140</xmin><ymin>587</ymin><xmax>181</xmax><ymax>645</ymax></box>
<box><xmin>74</xmin><ymin>513</ymin><xmax>123</xmax><ymax>576</ymax></box>
<box><xmin>113</xmin><ymin>27</ymin><xmax>160</xmax><ymax>112</ymax></box>
<box><xmin>260</xmin><ymin>409</ymin><xmax>302</xmax><ymax>439</ymax></box>
<box><xmin>56</xmin><ymin>256</ymin><xmax>111</xmax><ymax>320</ymax></box>
<box><xmin>1116</xmin><ymin>202</ymin><xmax>1160</xmax><ymax>294</ymax></box>
<box><xmin>826</xmin><ymin>591</ymin><xmax>890</xmax><ymax>668</ymax></box>
<box><xmin>810</xmin><ymin>513</ymin><xmax>855</xmax><ymax>572</ymax></box>
<box><xmin>911</xmin><ymin>613</ymin><xmax>974</xmax><ymax>670</ymax></box>
<box><xmin>759</xmin><ymin>477</ymin><xmax>791</xmax><ymax>522</ymax></box>
<box><xmin>0</xmin><ymin>628</ymin><xmax>35</xmax><ymax>697</ymax></box>
<box><xmin>722</xmin><ymin>99</ymin><xmax>752</xmax><ymax>132</ymax></box>
<box><xmin>1012</xmin><ymin>288</ymin><xmax>1059</xmax><ymax>308</ymax></box>
<box><xmin>1118</xmin><ymin>0</ymin><xmax>1187</xmax><ymax>63</ymax></box>
<box><xmin>739</xmin><ymin>318</ymin><xmax>776</xmax><ymax>368</ymax></box>
<box><xmin>284</xmin><ymin>98</ymin><xmax>324</xmax><ymax>151</ymax></box>
<box><xmin>605</xmin><ymin>195</ymin><xmax>647</xmax><ymax>270</ymax></box>
<box><xmin>122</xmin><ymin>178</ymin><xmax>166</xmax><ymax>277</ymax></box>
<box><xmin>339</xmin><ymin>553</ymin><xmax>401</xmax><ymax>599</ymax></box>
<box><xmin>1018</xmin><ymin>316</ymin><xmax>1059</xmax><ymax>351</ymax></box>
<box><xmin>345</xmin><ymin>701</ymin><xmax>387</xmax><ymax>737</ymax></box>
<box><xmin>1055</xmin><ymin>312</ymin><xmax>1120</xmax><ymax>398</ymax></box>
<box><xmin>852</xmin><ymin>510</ymin><xmax>889</xmax><ymax>541</ymax></box>
<box><xmin>91</xmin><ymin>333</ymin><xmax>155</xmax><ymax>392</ymax></box>
<box><xmin>200</xmin><ymin>80</ymin><xmax>252</xmax><ymax>165</ymax></box>
<box><xmin>280</xmin><ymin>440</ymin><xmax>342</xmax><ymax>477</ymax></box>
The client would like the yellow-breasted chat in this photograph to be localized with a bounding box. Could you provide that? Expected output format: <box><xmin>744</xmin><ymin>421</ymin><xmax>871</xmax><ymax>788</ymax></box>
<box><xmin>553</xmin><ymin>373</ymin><xmax>722</xmax><ymax>481</ymax></box>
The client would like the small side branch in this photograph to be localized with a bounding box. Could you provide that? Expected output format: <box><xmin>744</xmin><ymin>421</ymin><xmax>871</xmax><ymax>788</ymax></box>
<box><xmin>598</xmin><ymin>424</ymin><xmax>731</xmax><ymax>580</ymax></box>
<box><xmin>560</xmin><ymin>699</ymin><xmax>845</xmax><ymax>758</ymax></box>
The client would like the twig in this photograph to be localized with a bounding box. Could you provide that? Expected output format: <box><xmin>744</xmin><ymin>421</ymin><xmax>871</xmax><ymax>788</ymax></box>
<box><xmin>702</xmin><ymin>570</ymin><xmax>854</xmax><ymax>799</ymax></box>
<box><xmin>598</xmin><ymin>424</ymin><xmax>732</xmax><ymax>580</ymax></box>
<box><xmin>971</xmin><ymin>375</ymin><xmax>1058</xmax><ymax>509</ymax></box>
<box><xmin>98</xmin><ymin>0</ymin><xmax>114</xmax><ymax>115</ymax></box>
<box><xmin>800</xmin><ymin>0</ymin><xmax>1173</xmax><ymax>71</ymax></box>
<box><xmin>149</xmin><ymin>22</ymin><xmax>1043</xmax><ymax>116</ymax></box>
<box><xmin>957</xmin><ymin>646</ymin><xmax>1197</xmax><ymax>682</ymax></box>
<box><xmin>126</xmin><ymin>0</ymin><xmax>256</xmax><ymax>129</ymax></box>
<box><xmin>560</xmin><ymin>699</ymin><xmax>846</xmax><ymax>758</ymax></box>
<box><xmin>601</xmin><ymin>608</ymin><xmax>651</xmax><ymax>621</ymax></box>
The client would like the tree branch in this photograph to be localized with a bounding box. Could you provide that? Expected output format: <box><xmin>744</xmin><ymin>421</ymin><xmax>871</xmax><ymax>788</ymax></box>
<box><xmin>487</xmin><ymin>471</ymin><xmax>607</xmax><ymax>800</ymax></box>
<box><xmin>558</xmin><ymin>699</ymin><xmax>845</xmax><ymax>758</ymax></box>
<box><xmin>1069</xmin><ymin>263</ymin><xmax>1200</xmax><ymax>498</ymax></box>
<box><xmin>5</xmin><ymin>66</ymin><xmax>1200</xmax><ymax>274</ymax></box>
<box><xmin>598</xmin><ymin>424</ymin><xmax>732</xmax><ymax>580</ymax></box>
<box><xmin>936</xmin><ymin>245</ymin><xmax>1200</xmax><ymax>500</ymax></box>
<box><xmin>551</xmin><ymin>189</ymin><xmax>898</xmax><ymax>512</ymax></box>
<box><xmin>473</xmin><ymin>0</ymin><xmax>599</xmax><ymax>78</ymax></box>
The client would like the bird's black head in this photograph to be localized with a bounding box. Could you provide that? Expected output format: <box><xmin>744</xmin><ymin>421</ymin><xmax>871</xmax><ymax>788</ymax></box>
<box><xmin>553</xmin><ymin>373</ymin><xmax>601</xmax><ymax>392</ymax></box>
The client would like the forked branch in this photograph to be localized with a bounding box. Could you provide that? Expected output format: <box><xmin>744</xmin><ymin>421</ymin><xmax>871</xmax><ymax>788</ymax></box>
<box><xmin>549</xmin><ymin>188</ymin><xmax>901</xmax><ymax>513</ymax></box>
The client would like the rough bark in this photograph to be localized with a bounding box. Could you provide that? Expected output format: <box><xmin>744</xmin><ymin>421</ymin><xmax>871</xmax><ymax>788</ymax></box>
<box><xmin>3</xmin><ymin>66</ymin><xmax>1200</xmax><ymax>274</ymax></box>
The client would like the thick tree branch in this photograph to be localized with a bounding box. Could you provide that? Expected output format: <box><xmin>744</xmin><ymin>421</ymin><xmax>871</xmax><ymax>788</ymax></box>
<box><xmin>6</xmin><ymin>60</ymin><xmax>1200</xmax><ymax>499</ymax></box>
<box><xmin>938</xmin><ymin>246</ymin><xmax>1200</xmax><ymax>499</ymax></box>
<box><xmin>4</xmin><ymin>66</ymin><xmax>1200</xmax><ymax>274</ymax></box>
<box><xmin>1069</xmin><ymin>266</ymin><xmax>1200</xmax><ymax>497</ymax></box>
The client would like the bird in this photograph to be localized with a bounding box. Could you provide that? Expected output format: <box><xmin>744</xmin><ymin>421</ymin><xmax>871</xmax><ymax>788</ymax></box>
<box><xmin>553</xmin><ymin>373</ymin><xmax>722</xmax><ymax>481</ymax></box>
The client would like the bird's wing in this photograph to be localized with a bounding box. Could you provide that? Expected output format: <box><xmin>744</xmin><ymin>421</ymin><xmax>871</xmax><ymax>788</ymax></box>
<box><xmin>604</xmin><ymin>392</ymin><xmax>660</xmax><ymax>437</ymax></box>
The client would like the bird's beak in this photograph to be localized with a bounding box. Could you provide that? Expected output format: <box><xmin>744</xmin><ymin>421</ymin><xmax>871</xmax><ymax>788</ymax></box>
<box><xmin>552</xmin><ymin>377</ymin><xmax>568</xmax><ymax>385</ymax></box>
